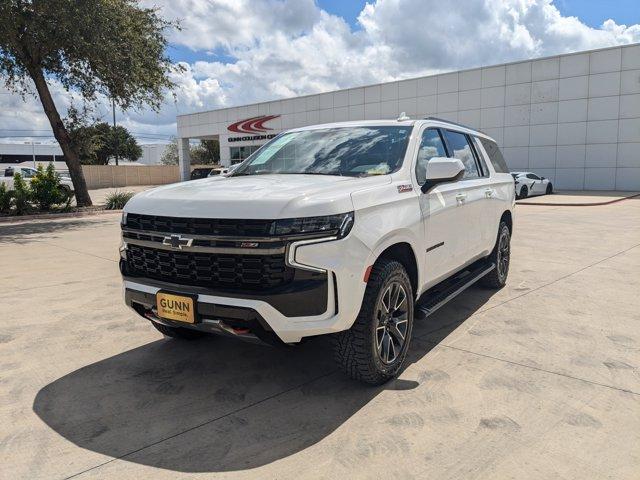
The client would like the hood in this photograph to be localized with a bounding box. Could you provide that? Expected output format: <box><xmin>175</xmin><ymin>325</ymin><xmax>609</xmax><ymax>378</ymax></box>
<box><xmin>125</xmin><ymin>174</ymin><xmax>391</xmax><ymax>219</ymax></box>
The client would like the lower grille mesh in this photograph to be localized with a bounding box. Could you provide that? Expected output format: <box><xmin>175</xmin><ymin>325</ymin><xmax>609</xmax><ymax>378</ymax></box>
<box><xmin>126</xmin><ymin>244</ymin><xmax>293</xmax><ymax>290</ymax></box>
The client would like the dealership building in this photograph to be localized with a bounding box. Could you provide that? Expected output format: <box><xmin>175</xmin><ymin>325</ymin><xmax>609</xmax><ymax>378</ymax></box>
<box><xmin>177</xmin><ymin>43</ymin><xmax>640</xmax><ymax>190</ymax></box>
<box><xmin>0</xmin><ymin>142</ymin><xmax>168</xmax><ymax>168</ymax></box>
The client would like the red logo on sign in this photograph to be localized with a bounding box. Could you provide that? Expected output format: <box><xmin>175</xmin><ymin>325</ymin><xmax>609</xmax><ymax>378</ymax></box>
<box><xmin>228</xmin><ymin>115</ymin><xmax>280</xmax><ymax>134</ymax></box>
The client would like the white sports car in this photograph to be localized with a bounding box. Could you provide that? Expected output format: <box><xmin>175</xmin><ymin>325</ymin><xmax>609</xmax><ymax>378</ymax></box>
<box><xmin>511</xmin><ymin>171</ymin><xmax>553</xmax><ymax>199</ymax></box>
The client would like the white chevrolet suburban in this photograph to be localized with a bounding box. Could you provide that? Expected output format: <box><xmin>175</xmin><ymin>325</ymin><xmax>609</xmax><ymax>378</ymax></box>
<box><xmin>120</xmin><ymin>117</ymin><xmax>515</xmax><ymax>384</ymax></box>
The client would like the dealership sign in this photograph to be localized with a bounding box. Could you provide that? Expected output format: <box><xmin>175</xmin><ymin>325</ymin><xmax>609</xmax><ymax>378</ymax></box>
<box><xmin>227</xmin><ymin>115</ymin><xmax>280</xmax><ymax>142</ymax></box>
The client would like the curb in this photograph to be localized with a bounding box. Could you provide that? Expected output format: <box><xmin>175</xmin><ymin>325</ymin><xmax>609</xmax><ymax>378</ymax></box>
<box><xmin>0</xmin><ymin>208</ymin><xmax>122</xmax><ymax>224</ymax></box>
<box><xmin>517</xmin><ymin>192</ymin><xmax>640</xmax><ymax>207</ymax></box>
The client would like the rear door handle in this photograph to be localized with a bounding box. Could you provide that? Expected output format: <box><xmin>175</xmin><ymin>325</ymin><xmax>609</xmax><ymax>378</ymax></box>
<box><xmin>484</xmin><ymin>188</ymin><xmax>494</xmax><ymax>198</ymax></box>
<box><xmin>456</xmin><ymin>193</ymin><xmax>466</xmax><ymax>205</ymax></box>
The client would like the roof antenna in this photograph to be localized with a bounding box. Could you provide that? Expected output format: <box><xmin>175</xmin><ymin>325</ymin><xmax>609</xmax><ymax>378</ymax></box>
<box><xmin>397</xmin><ymin>112</ymin><xmax>410</xmax><ymax>121</ymax></box>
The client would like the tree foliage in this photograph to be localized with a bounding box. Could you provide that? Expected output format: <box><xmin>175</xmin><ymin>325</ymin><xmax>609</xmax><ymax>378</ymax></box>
<box><xmin>191</xmin><ymin>140</ymin><xmax>220</xmax><ymax>165</ymax></box>
<box><xmin>30</xmin><ymin>163</ymin><xmax>72</xmax><ymax>210</ymax></box>
<box><xmin>68</xmin><ymin>119</ymin><xmax>143</xmax><ymax>165</ymax></box>
<box><xmin>11</xmin><ymin>172</ymin><xmax>31</xmax><ymax>215</ymax></box>
<box><xmin>160</xmin><ymin>139</ymin><xmax>179</xmax><ymax>165</ymax></box>
<box><xmin>161</xmin><ymin>138</ymin><xmax>220</xmax><ymax>165</ymax></box>
<box><xmin>0</xmin><ymin>0</ymin><xmax>182</xmax><ymax>206</ymax></box>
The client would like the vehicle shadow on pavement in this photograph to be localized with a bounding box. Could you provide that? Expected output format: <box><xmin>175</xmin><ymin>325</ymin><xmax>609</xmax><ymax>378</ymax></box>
<box><xmin>0</xmin><ymin>218</ymin><xmax>113</xmax><ymax>244</ymax></box>
<box><xmin>33</xmin><ymin>287</ymin><xmax>495</xmax><ymax>473</ymax></box>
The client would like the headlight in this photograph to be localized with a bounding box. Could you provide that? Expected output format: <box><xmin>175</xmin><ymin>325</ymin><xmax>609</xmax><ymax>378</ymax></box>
<box><xmin>121</xmin><ymin>212</ymin><xmax>128</xmax><ymax>226</ymax></box>
<box><xmin>272</xmin><ymin>212</ymin><xmax>354</xmax><ymax>238</ymax></box>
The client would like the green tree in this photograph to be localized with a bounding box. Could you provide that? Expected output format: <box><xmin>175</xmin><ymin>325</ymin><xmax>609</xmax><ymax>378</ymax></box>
<box><xmin>12</xmin><ymin>172</ymin><xmax>31</xmax><ymax>215</ymax></box>
<box><xmin>191</xmin><ymin>140</ymin><xmax>220</xmax><ymax>165</ymax></box>
<box><xmin>0</xmin><ymin>0</ymin><xmax>181</xmax><ymax>206</ymax></box>
<box><xmin>69</xmin><ymin>121</ymin><xmax>143</xmax><ymax>165</ymax></box>
<box><xmin>30</xmin><ymin>163</ymin><xmax>70</xmax><ymax>210</ymax></box>
<box><xmin>160</xmin><ymin>139</ymin><xmax>179</xmax><ymax>165</ymax></box>
<box><xmin>94</xmin><ymin>123</ymin><xmax>143</xmax><ymax>165</ymax></box>
<box><xmin>66</xmin><ymin>106</ymin><xmax>103</xmax><ymax>164</ymax></box>
<box><xmin>161</xmin><ymin>138</ymin><xmax>220</xmax><ymax>166</ymax></box>
<box><xmin>0</xmin><ymin>182</ymin><xmax>13</xmax><ymax>213</ymax></box>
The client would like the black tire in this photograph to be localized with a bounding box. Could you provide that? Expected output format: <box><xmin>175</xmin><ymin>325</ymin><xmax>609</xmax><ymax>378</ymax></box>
<box><xmin>332</xmin><ymin>259</ymin><xmax>414</xmax><ymax>385</ymax></box>
<box><xmin>519</xmin><ymin>185</ymin><xmax>528</xmax><ymax>199</ymax></box>
<box><xmin>479</xmin><ymin>221</ymin><xmax>511</xmax><ymax>289</ymax></box>
<box><xmin>151</xmin><ymin>321</ymin><xmax>208</xmax><ymax>340</ymax></box>
<box><xmin>546</xmin><ymin>183</ymin><xmax>553</xmax><ymax>195</ymax></box>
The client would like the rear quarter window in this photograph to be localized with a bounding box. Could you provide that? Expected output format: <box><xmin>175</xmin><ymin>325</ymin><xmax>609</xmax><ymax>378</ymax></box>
<box><xmin>478</xmin><ymin>137</ymin><xmax>509</xmax><ymax>173</ymax></box>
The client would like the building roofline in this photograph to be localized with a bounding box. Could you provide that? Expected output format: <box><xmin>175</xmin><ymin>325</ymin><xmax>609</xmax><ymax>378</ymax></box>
<box><xmin>178</xmin><ymin>42</ymin><xmax>639</xmax><ymax>119</ymax></box>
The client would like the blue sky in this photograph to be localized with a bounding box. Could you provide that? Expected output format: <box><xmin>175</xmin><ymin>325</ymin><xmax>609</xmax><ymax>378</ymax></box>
<box><xmin>554</xmin><ymin>0</ymin><xmax>640</xmax><ymax>28</ymax></box>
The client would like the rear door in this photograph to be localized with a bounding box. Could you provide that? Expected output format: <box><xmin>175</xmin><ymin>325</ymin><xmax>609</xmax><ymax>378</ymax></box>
<box><xmin>441</xmin><ymin>129</ymin><xmax>494</xmax><ymax>259</ymax></box>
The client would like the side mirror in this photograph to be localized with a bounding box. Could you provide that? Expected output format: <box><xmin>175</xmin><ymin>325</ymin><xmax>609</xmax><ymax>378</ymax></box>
<box><xmin>421</xmin><ymin>157</ymin><xmax>465</xmax><ymax>193</ymax></box>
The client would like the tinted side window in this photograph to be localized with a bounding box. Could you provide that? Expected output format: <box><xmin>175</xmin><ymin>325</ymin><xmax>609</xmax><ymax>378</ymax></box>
<box><xmin>478</xmin><ymin>137</ymin><xmax>509</xmax><ymax>173</ymax></box>
<box><xmin>443</xmin><ymin>130</ymin><xmax>479</xmax><ymax>179</ymax></box>
<box><xmin>415</xmin><ymin>128</ymin><xmax>447</xmax><ymax>184</ymax></box>
<box><xmin>526</xmin><ymin>173</ymin><xmax>539</xmax><ymax>180</ymax></box>
<box><xmin>469</xmin><ymin>137</ymin><xmax>489</xmax><ymax>177</ymax></box>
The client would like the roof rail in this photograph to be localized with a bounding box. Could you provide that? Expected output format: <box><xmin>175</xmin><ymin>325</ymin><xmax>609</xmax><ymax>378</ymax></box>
<box><xmin>423</xmin><ymin>116</ymin><xmax>485</xmax><ymax>134</ymax></box>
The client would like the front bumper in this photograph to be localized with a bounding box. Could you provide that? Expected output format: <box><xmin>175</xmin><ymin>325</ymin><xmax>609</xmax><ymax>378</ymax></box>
<box><xmin>122</xmin><ymin>233</ymin><xmax>373</xmax><ymax>344</ymax></box>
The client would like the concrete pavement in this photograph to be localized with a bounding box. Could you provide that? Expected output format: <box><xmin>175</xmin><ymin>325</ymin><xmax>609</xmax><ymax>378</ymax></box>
<box><xmin>1</xmin><ymin>200</ymin><xmax>639</xmax><ymax>479</ymax></box>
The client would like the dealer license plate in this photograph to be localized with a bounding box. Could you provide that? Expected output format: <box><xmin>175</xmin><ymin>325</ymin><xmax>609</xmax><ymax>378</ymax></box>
<box><xmin>156</xmin><ymin>292</ymin><xmax>196</xmax><ymax>323</ymax></box>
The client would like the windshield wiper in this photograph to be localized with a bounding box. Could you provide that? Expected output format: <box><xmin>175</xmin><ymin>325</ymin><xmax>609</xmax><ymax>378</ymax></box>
<box><xmin>232</xmin><ymin>171</ymin><xmax>345</xmax><ymax>177</ymax></box>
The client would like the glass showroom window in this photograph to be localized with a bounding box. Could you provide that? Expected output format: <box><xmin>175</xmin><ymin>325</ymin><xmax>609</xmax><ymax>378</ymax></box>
<box><xmin>230</xmin><ymin>145</ymin><xmax>261</xmax><ymax>164</ymax></box>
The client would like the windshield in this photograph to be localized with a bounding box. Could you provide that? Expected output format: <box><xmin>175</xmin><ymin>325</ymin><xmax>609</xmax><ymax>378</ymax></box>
<box><xmin>232</xmin><ymin>126</ymin><xmax>412</xmax><ymax>177</ymax></box>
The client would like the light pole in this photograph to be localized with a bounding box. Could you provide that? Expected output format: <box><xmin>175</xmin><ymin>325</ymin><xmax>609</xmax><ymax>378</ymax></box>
<box><xmin>24</xmin><ymin>141</ymin><xmax>41</xmax><ymax>168</ymax></box>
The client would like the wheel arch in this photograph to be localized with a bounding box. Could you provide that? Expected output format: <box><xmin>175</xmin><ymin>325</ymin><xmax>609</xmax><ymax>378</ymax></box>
<box><xmin>375</xmin><ymin>242</ymin><xmax>418</xmax><ymax>298</ymax></box>
<box><xmin>500</xmin><ymin>210</ymin><xmax>513</xmax><ymax>235</ymax></box>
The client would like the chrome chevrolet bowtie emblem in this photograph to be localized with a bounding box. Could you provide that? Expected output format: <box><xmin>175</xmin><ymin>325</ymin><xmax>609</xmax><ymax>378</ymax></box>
<box><xmin>162</xmin><ymin>234</ymin><xmax>193</xmax><ymax>250</ymax></box>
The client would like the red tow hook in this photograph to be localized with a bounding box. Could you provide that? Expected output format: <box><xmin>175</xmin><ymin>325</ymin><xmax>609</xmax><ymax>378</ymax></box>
<box><xmin>231</xmin><ymin>327</ymin><xmax>251</xmax><ymax>335</ymax></box>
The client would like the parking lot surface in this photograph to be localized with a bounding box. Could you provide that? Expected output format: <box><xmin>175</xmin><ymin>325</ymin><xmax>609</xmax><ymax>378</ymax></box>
<box><xmin>1</xmin><ymin>198</ymin><xmax>639</xmax><ymax>479</ymax></box>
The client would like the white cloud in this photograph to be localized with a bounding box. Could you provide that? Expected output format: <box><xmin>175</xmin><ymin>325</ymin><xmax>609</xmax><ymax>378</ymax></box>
<box><xmin>1</xmin><ymin>0</ymin><xmax>638</xmax><ymax>142</ymax></box>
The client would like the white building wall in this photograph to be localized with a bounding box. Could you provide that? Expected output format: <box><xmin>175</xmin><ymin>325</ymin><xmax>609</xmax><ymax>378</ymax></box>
<box><xmin>177</xmin><ymin>44</ymin><xmax>640</xmax><ymax>191</ymax></box>
<box><xmin>138</xmin><ymin>144</ymin><xmax>169</xmax><ymax>165</ymax></box>
<box><xmin>0</xmin><ymin>142</ymin><xmax>168</xmax><ymax>166</ymax></box>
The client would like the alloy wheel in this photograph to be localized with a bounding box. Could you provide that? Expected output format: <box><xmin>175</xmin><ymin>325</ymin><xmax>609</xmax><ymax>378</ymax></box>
<box><xmin>375</xmin><ymin>282</ymin><xmax>409</xmax><ymax>364</ymax></box>
<box><xmin>497</xmin><ymin>228</ymin><xmax>510</xmax><ymax>280</ymax></box>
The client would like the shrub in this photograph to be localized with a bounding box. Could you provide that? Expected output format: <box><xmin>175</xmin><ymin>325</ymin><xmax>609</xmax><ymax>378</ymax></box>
<box><xmin>105</xmin><ymin>190</ymin><xmax>134</xmax><ymax>210</ymax></box>
<box><xmin>0</xmin><ymin>182</ymin><xmax>13</xmax><ymax>213</ymax></box>
<box><xmin>30</xmin><ymin>164</ymin><xmax>68</xmax><ymax>211</ymax></box>
<box><xmin>12</xmin><ymin>173</ymin><xmax>31</xmax><ymax>215</ymax></box>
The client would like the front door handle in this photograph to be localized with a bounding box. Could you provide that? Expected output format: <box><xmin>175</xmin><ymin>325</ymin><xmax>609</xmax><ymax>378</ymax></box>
<box><xmin>485</xmin><ymin>188</ymin><xmax>494</xmax><ymax>198</ymax></box>
<box><xmin>456</xmin><ymin>193</ymin><xmax>466</xmax><ymax>205</ymax></box>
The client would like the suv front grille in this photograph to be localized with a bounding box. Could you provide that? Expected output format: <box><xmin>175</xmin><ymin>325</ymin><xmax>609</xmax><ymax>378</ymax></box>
<box><xmin>125</xmin><ymin>213</ymin><xmax>275</xmax><ymax>237</ymax></box>
<box><xmin>125</xmin><ymin>244</ymin><xmax>293</xmax><ymax>290</ymax></box>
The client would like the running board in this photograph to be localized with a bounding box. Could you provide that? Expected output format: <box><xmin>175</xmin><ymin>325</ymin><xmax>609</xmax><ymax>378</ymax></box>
<box><xmin>416</xmin><ymin>261</ymin><xmax>496</xmax><ymax>318</ymax></box>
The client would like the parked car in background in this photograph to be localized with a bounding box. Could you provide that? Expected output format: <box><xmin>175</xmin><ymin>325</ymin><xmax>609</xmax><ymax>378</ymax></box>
<box><xmin>511</xmin><ymin>171</ymin><xmax>553</xmax><ymax>199</ymax></box>
<box><xmin>190</xmin><ymin>167</ymin><xmax>213</xmax><ymax>180</ymax></box>
<box><xmin>2</xmin><ymin>166</ymin><xmax>74</xmax><ymax>193</ymax></box>
<box><xmin>207</xmin><ymin>167</ymin><xmax>230</xmax><ymax>177</ymax></box>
